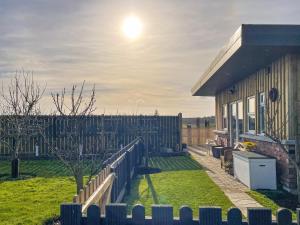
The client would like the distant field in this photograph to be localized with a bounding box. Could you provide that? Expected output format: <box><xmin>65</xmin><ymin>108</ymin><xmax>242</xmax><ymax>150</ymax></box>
<box><xmin>124</xmin><ymin>156</ymin><xmax>234</xmax><ymax>218</ymax></box>
<box><xmin>0</xmin><ymin>160</ymin><xmax>88</xmax><ymax>225</ymax></box>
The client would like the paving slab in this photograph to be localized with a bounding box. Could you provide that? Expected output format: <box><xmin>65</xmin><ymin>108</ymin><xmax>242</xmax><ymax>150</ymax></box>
<box><xmin>188</xmin><ymin>146</ymin><xmax>271</xmax><ymax>218</ymax></box>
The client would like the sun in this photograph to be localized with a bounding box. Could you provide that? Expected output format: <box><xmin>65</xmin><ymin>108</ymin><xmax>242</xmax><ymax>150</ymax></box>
<box><xmin>122</xmin><ymin>15</ymin><xmax>143</xmax><ymax>40</ymax></box>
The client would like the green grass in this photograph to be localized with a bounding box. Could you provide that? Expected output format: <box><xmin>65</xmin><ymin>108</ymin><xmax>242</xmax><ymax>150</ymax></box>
<box><xmin>0</xmin><ymin>160</ymin><xmax>91</xmax><ymax>225</ymax></box>
<box><xmin>247</xmin><ymin>189</ymin><xmax>298</xmax><ymax>220</ymax></box>
<box><xmin>124</xmin><ymin>156</ymin><xmax>234</xmax><ymax>218</ymax></box>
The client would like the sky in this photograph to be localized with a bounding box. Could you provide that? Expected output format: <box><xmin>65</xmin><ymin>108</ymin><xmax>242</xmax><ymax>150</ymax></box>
<box><xmin>1</xmin><ymin>0</ymin><xmax>300</xmax><ymax>117</ymax></box>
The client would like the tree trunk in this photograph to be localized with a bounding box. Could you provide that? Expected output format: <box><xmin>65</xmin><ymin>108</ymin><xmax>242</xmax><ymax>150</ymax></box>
<box><xmin>75</xmin><ymin>170</ymin><xmax>84</xmax><ymax>194</ymax></box>
<box><xmin>145</xmin><ymin>143</ymin><xmax>149</xmax><ymax>168</ymax></box>
<box><xmin>11</xmin><ymin>158</ymin><xmax>20</xmax><ymax>178</ymax></box>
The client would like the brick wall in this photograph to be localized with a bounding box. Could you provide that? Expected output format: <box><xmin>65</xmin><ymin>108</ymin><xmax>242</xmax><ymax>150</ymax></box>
<box><xmin>216</xmin><ymin>133</ymin><xmax>297</xmax><ymax>192</ymax></box>
<box><xmin>243</xmin><ymin>138</ymin><xmax>297</xmax><ymax>192</ymax></box>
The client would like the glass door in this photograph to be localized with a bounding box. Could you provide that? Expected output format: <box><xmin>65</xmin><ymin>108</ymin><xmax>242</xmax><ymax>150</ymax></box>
<box><xmin>237</xmin><ymin>101</ymin><xmax>243</xmax><ymax>138</ymax></box>
<box><xmin>230</xmin><ymin>101</ymin><xmax>243</xmax><ymax>146</ymax></box>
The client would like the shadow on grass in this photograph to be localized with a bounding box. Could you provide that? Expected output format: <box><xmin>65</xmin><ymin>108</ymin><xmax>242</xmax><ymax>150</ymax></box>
<box><xmin>148</xmin><ymin>156</ymin><xmax>202</xmax><ymax>172</ymax></box>
<box><xmin>145</xmin><ymin>174</ymin><xmax>159</xmax><ymax>204</ymax></box>
<box><xmin>254</xmin><ymin>189</ymin><xmax>298</xmax><ymax>211</ymax></box>
<box><xmin>0</xmin><ymin>159</ymin><xmax>102</xmax><ymax>180</ymax></box>
<box><xmin>124</xmin><ymin>177</ymin><xmax>142</xmax><ymax>213</ymax></box>
<box><xmin>124</xmin><ymin>174</ymin><xmax>160</xmax><ymax>214</ymax></box>
<box><xmin>0</xmin><ymin>172</ymin><xmax>36</xmax><ymax>182</ymax></box>
<box><xmin>42</xmin><ymin>215</ymin><xmax>60</xmax><ymax>225</ymax></box>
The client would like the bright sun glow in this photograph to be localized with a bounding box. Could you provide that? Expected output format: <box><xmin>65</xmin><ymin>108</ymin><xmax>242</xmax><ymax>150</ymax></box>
<box><xmin>122</xmin><ymin>15</ymin><xmax>143</xmax><ymax>40</ymax></box>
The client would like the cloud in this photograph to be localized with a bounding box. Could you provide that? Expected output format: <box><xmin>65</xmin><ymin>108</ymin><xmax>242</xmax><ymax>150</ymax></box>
<box><xmin>1</xmin><ymin>0</ymin><xmax>300</xmax><ymax>116</ymax></box>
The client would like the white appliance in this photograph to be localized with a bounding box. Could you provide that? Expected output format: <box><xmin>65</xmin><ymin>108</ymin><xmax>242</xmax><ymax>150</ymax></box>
<box><xmin>233</xmin><ymin>151</ymin><xmax>277</xmax><ymax>190</ymax></box>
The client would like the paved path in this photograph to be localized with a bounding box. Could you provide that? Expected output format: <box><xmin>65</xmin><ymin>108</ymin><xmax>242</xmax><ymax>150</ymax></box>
<box><xmin>188</xmin><ymin>146</ymin><xmax>266</xmax><ymax>217</ymax></box>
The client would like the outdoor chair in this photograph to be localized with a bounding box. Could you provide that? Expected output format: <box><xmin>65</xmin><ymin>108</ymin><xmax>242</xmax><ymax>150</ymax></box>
<box><xmin>220</xmin><ymin>147</ymin><xmax>236</xmax><ymax>175</ymax></box>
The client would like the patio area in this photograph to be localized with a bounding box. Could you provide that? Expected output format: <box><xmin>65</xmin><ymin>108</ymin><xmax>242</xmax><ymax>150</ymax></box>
<box><xmin>188</xmin><ymin>146</ymin><xmax>264</xmax><ymax>217</ymax></box>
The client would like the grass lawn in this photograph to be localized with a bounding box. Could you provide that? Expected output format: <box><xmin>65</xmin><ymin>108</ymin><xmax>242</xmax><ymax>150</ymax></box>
<box><xmin>0</xmin><ymin>160</ymin><xmax>87</xmax><ymax>225</ymax></box>
<box><xmin>124</xmin><ymin>156</ymin><xmax>234</xmax><ymax>218</ymax></box>
<box><xmin>247</xmin><ymin>189</ymin><xmax>298</xmax><ymax>220</ymax></box>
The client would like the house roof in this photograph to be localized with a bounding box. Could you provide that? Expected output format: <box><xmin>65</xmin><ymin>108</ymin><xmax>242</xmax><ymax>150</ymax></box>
<box><xmin>191</xmin><ymin>24</ymin><xmax>300</xmax><ymax>96</ymax></box>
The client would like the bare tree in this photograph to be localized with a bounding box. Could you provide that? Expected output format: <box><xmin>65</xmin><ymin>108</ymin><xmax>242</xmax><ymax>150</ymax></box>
<box><xmin>49</xmin><ymin>81</ymin><xmax>109</xmax><ymax>193</ymax></box>
<box><xmin>0</xmin><ymin>71</ymin><xmax>45</xmax><ymax>178</ymax></box>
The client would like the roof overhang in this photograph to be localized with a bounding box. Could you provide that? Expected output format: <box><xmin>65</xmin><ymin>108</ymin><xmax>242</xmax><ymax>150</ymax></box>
<box><xmin>191</xmin><ymin>24</ymin><xmax>300</xmax><ymax>96</ymax></box>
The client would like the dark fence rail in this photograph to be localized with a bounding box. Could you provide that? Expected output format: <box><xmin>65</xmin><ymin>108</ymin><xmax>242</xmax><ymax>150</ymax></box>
<box><xmin>73</xmin><ymin>138</ymin><xmax>144</xmax><ymax>214</ymax></box>
<box><xmin>0</xmin><ymin>114</ymin><xmax>182</xmax><ymax>157</ymax></box>
<box><xmin>109</xmin><ymin>138</ymin><xmax>144</xmax><ymax>203</ymax></box>
<box><xmin>61</xmin><ymin>203</ymin><xmax>299</xmax><ymax>225</ymax></box>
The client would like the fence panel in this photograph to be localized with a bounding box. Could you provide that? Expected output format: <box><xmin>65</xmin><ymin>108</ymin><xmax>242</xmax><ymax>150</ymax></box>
<box><xmin>73</xmin><ymin>138</ymin><xmax>144</xmax><ymax>214</ymax></box>
<box><xmin>0</xmin><ymin>114</ymin><xmax>182</xmax><ymax>158</ymax></box>
<box><xmin>60</xmin><ymin>204</ymin><xmax>300</xmax><ymax>225</ymax></box>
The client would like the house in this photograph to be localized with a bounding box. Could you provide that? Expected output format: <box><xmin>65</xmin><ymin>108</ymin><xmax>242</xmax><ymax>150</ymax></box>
<box><xmin>191</xmin><ymin>24</ymin><xmax>300</xmax><ymax>193</ymax></box>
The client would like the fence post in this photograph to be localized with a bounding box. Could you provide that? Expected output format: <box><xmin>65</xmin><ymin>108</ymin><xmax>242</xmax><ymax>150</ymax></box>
<box><xmin>110</xmin><ymin>166</ymin><xmax>116</xmax><ymax>202</ymax></box>
<box><xmin>277</xmin><ymin>208</ymin><xmax>292</xmax><ymax>225</ymax></box>
<box><xmin>106</xmin><ymin>203</ymin><xmax>127</xmax><ymax>225</ymax></box>
<box><xmin>126</xmin><ymin>150</ymin><xmax>131</xmax><ymax>194</ymax></box>
<box><xmin>227</xmin><ymin>208</ymin><xmax>242</xmax><ymax>225</ymax></box>
<box><xmin>199</xmin><ymin>207</ymin><xmax>222</xmax><ymax>225</ymax></box>
<box><xmin>79</xmin><ymin>189</ymin><xmax>84</xmax><ymax>203</ymax></box>
<box><xmin>87</xmin><ymin>204</ymin><xmax>101</xmax><ymax>225</ymax></box>
<box><xmin>60</xmin><ymin>203</ymin><xmax>82</xmax><ymax>225</ymax></box>
<box><xmin>178</xmin><ymin>112</ymin><xmax>182</xmax><ymax>151</ymax></box>
<box><xmin>179</xmin><ymin>206</ymin><xmax>193</xmax><ymax>225</ymax></box>
<box><xmin>152</xmin><ymin>205</ymin><xmax>173</xmax><ymax>225</ymax></box>
<box><xmin>73</xmin><ymin>195</ymin><xmax>79</xmax><ymax>203</ymax></box>
<box><xmin>132</xmin><ymin>204</ymin><xmax>145</xmax><ymax>225</ymax></box>
<box><xmin>248</xmin><ymin>208</ymin><xmax>272</xmax><ymax>225</ymax></box>
<box><xmin>138</xmin><ymin>141</ymin><xmax>144</xmax><ymax>166</ymax></box>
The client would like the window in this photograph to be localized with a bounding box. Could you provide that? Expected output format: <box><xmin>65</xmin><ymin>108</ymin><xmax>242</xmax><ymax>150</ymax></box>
<box><xmin>230</xmin><ymin>102</ymin><xmax>237</xmax><ymax>145</ymax></box>
<box><xmin>222</xmin><ymin>104</ymin><xmax>228</xmax><ymax>130</ymax></box>
<box><xmin>237</xmin><ymin>101</ymin><xmax>243</xmax><ymax>135</ymax></box>
<box><xmin>247</xmin><ymin>96</ymin><xmax>256</xmax><ymax>133</ymax></box>
<box><xmin>259</xmin><ymin>92</ymin><xmax>265</xmax><ymax>134</ymax></box>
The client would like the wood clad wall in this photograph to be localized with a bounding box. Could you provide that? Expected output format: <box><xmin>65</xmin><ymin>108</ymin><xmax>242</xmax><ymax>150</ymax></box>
<box><xmin>294</xmin><ymin>55</ymin><xmax>300</xmax><ymax>138</ymax></box>
<box><xmin>215</xmin><ymin>54</ymin><xmax>299</xmax><ymax>140</ymax></box>
<box><xmin>0</xmin><ymin>114</ymin><xmax>182</xmax><ymax>156</ymax></box>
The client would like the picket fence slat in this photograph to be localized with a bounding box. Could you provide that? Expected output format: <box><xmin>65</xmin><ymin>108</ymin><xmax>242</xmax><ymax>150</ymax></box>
<box><xmin>87</xmin><ymin>205</ymin><xmax>100</xmax><ymax>225</ymax></box>
<box><xmin>248</xmin><ymin>208</ymin><xmax>272</xmax><ymax>225</ymax></box>
<box><xmin>199</xmin><ymin>207</ymin><xmax>222</xmax><ymax>225</ymax></box>
<box><xmin>60</xmin><ymin>203</ymin><xmax>82</xmax><ymax>225</ymax></box>
<box><xmin>132</xmin><ymin>204</ymin><xmax>145</xmax><ymax>225</ymax></box>
<box><xmin>277</xmin><ymin>208</ymin><xmax>292</xmax><ymax>225</ymax></box>
<box><xmin>152</xmin><ymin>205</ymin><xmax>173</xmax><ymax>225</ymax></box>
<box><xmin>227</xmin><ymin>208</ymin><xmax>242</xmax><ymax>225</ymax></box>
<box><xmin>106</xmin><ymin>204</ymin><xmax>127</xmax><ymax>225</ymax></box>
<box><xmin>179</xmin><ymin>206</ymin><xmax>193</xmax><ymax>225</ymax></box>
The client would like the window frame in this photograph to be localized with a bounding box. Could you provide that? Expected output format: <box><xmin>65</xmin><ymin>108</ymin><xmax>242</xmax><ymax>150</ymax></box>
<box><xmin>259</xmin><ymin>92</ymin><xmax>266</xmax><ymax>135</ymax></box>
<box><xmin>237</xmin><ymin>100</ymin><xmax>244</xmax><ymax>135</ymax></box>
<box><xmin>247</xmin><ymin>96</ymin><xmax>256</xmax><ymax>134</ymax></box>
<box><xmin>222</xmin><ymin>104</ymin><xmax>228</xmax><ymax>130</ymax></box>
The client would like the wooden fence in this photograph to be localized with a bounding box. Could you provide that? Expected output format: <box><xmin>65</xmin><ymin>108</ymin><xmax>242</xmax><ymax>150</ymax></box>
<box><xmin>0</xmin><ymin>114</ymin><xmax>181</xmax><ymax>157</ymax></box>
<box><xmin>182</xmin><ymin>127</ymin><xmax>215</xmax><ymax>146</ymax></box>
<box><xmin>73</xmin><ymin>138</ymin><xmax>144</xmax><ymax>213</ymax></box>
<box><xmin>60</xmin><ymin>203</ymin><xmax>299</xmax><ymax>225</ymax></box>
